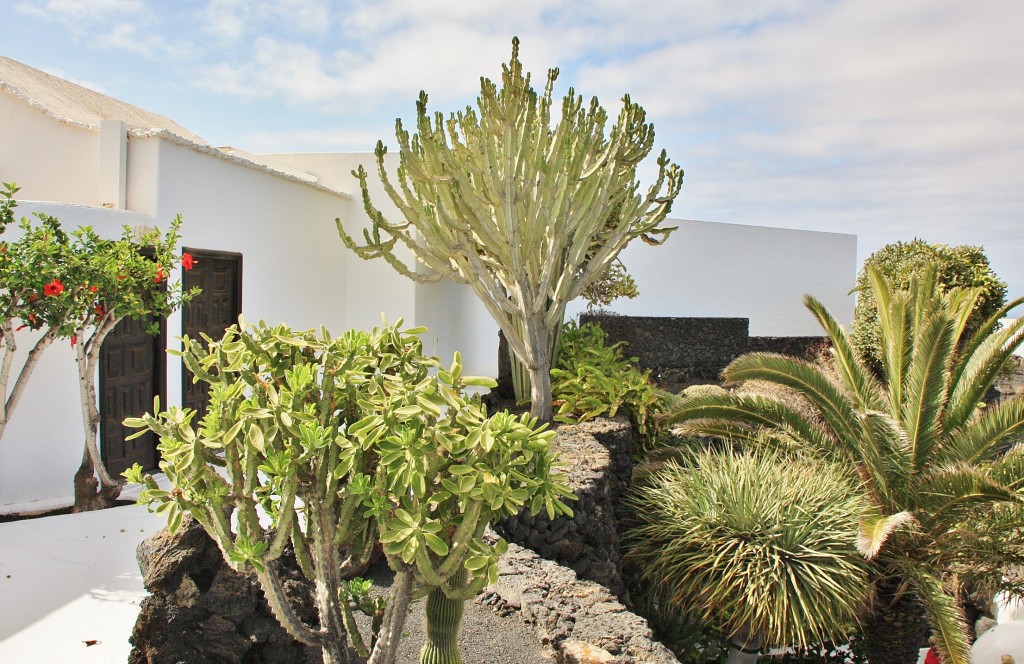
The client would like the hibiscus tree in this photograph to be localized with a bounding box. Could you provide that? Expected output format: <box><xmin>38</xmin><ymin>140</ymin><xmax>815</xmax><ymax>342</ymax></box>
<box><xmin>0</xmin><ymin>183</ymin><xmax>196</xmax><ymax>511</ymax></box>
<box><xmin>0</xmin><ymin>184</ymin><xmax>78</xmax><ymax>442</ymax></box>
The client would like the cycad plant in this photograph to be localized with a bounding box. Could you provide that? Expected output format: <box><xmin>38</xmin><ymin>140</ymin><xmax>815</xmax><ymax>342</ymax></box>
<box><xmin>666</xmin><ymin>266</ymin><xmax>1024</xmax><ymax>664</ymax></box>
<box><xmin>625</xmin><ymin>450</ymin><xmax>869</xmax><ymax>664</ymax></box>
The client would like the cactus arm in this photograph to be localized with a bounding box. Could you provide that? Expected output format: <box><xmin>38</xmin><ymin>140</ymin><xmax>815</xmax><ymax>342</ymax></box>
<box><xmin>366</xmin><ymin>568</ymin><xmax>415</xmax><ymax>664</ymax></box>
<box><xmin>255</xmin><ymin>564</ymin><xmax>326</xmax><ymax>648</ymax></box>
<box><xmin>340</xmin><ymin>599</ymin><xmax>370</xmax><ymax>659</ymax></box>
<box><xmin>308</xmin><ymin>500</ymin><xmax>350</xmax><ymax>664</ymax></box>
<box><xmin>266</xmin><ymin>480</ymin><xmax>298</xmax><ymax>560</ymax></box>
<box><xmin>291</xmin><ymin>517</ymin><xmax>314</xmax><ymax>579</ymax></box>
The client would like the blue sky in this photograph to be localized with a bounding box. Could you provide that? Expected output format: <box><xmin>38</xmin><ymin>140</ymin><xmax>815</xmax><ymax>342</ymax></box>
<box><xmin>5</xmin><ymin>0</ymin><xmax>1024</xmax><ymax>299</ymax></box>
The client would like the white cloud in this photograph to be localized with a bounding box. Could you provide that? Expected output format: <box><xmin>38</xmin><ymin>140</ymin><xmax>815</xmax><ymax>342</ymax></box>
<box><xmin>199</xmin><ymin>0</ymin><xmax>333</xmax><ymax>42</ymax></box>
<box><xmin>14</xmin><ymin>0</ymin><xmax>144</xmax><ymax>20</ymax></box>
<box><xmin>200</xmin><ymin>0</ymin><xmax>248</xmax><ymax>42</ymax></box>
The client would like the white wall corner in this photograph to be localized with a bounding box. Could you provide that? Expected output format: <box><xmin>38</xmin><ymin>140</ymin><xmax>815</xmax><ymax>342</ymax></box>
<box><xmin>99</xmin><ymin>120</ymin><xmax>127</xmax><ymax>209</ymax></box>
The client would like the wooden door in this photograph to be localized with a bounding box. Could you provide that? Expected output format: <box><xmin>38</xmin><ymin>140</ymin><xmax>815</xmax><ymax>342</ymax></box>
<box><xmin>181</xmin><ymin>249</ymin><xmax>242</xmax><ymax>419</ymax></box>
<box><xmin>100</xmin><ymin>314</ymin><xmax>164</xmax><ymax>475</ymax></box>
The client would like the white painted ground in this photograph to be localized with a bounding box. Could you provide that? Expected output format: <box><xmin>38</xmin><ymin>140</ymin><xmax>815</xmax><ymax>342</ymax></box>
<box><xmin>0</xmin><ymin>503</ymin><xmax>166</xmax><ymax>663</ymax></box>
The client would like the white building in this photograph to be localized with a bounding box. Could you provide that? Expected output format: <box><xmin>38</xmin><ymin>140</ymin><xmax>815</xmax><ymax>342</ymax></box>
<box><xmin>0</xmin><ymin>56</ymin><xmax>856</xmax><ymax>512</ymax></box>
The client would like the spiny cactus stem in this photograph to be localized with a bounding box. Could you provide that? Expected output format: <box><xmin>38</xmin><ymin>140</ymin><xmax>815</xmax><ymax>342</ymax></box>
<box><xmin>341</xmin><ymin>600</ymin><xmax>370</xmax><ymax>659</ymax></box>
<box><xmin>366</xmin><ymin>569</ymin><xmax>415</xmax><ymax>664</ymax></box>
<box><xmin>419</xmin><ymin>566</ymin><xmax>468</xmax><ymax>664</ymax></box>
<box><xmin>266</xmin><ymin>482</ymin><xmax>298</xmax><ymax>560</ymax></box>
<box><xmin>309</xmin><ymin>500</ymin><xmax>350</xmax><ymax>664</ymax></box>
<box><xmin>255</xmin><ymin>565</ymin><xmax>324</xmax><ymax>648</ymax></box>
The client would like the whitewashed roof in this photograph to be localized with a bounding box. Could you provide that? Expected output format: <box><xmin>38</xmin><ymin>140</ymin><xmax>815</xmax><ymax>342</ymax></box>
<box><xmin>0</xmin><ymin>55</ymin><xmax>208</xmax><ymax>145</ymax></box>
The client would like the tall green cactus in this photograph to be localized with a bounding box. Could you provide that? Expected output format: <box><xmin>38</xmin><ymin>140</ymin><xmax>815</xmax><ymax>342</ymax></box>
<box><xmin>124</xmin><ymin>318</ymin><xmax>573</xmax><ymax>664</ymax></box>
<box><xmin>338</xmin><ymin>37</ymin><xmax>682</xmax><ymax>421</ymax></box>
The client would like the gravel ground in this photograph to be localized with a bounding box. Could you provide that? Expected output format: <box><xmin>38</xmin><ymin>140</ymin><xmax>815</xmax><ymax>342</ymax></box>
<box><xmin>349</xmin><ymin>563</ymin><xmax>555</xmax><ymax>664</ymax></box>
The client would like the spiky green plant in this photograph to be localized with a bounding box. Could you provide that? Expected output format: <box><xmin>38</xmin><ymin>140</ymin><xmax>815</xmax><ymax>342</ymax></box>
<box><xmin>665</xmin><ymin>266</ymin><xmax>1024</xmax><ymax>664</ymax></box>
<box><xmin>338</xmin><ymin>37</ymin><xmax>682</xmax><ymax>421</ymax></box>
<box><xmin>625</xmin><ymin>450</ymin><xmax>869</xmax><ymax>663</ymax></box>
<box><xmin>124</xmin><ymin>319</ymin><xmax>573</xmax><ymax>664</ymax></box>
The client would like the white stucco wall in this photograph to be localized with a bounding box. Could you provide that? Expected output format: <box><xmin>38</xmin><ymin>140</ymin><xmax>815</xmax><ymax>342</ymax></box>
<box><xmin>0</xmin><ymin>131</ymin><xmax>358</xmax><ymax>512</ymax></box>
<box><xmin>0</xmin><ymin>93</ymin><xmax>100</xmax><ymax>205</ymax></box>
<box><xmin>263</xmin><ymin>152</ymin><xmax>501</xmax><ymax>377</ymax></box>
<box><xmin>566</xmin><ymin>219</ymin><xmax>858</xmax><ymax>337</ymax></box>
<box><xmin>259</xmin><ymin>152</ymin><xmax>421</xmax><ymax>333</ymax></box>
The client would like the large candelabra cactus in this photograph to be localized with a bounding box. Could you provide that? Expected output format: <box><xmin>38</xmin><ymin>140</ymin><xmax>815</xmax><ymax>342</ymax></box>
<box><xmin>338</xmin><ymin>37</ymin><xmax>682</xmax><ymax>421</ymax></box>
<box><xmin>125</xmin><ymin>318</ymin><xmax>573</xmax><ymax>664</ymax></box>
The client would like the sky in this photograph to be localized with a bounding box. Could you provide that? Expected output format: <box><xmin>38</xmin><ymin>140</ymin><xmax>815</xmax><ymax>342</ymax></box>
<box><xmin>4</xmin><ymin>0</ymin><xmax>1024</xmax><ymax>298</ymax></box>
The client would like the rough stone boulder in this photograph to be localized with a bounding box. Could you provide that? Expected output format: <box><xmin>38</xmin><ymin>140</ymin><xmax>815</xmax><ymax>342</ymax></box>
<box><xmin>129</xmin><ymin>516</ymin><xmax>319</xmax><ymax>664</ymax></box>
<box><xmin>477</xmin><ymin>535</ymin><xmax>678</xmax><ymax>664</ymax></box>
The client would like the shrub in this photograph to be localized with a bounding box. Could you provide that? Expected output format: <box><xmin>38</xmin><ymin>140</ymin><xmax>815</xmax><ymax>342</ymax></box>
<box><xmin>625</xmin><ymin>450</ymin><xmax>869</xmax><ymax>661</ymax></box>
<box><xmin>851</xmin><ymin>239</ymin><xmax>1006</xmax><ymax>371</ymax></box>
<box><xmin>550</xmin><ymin>320</ymin><xmax>666</xmax><ymax>450</ymax></box>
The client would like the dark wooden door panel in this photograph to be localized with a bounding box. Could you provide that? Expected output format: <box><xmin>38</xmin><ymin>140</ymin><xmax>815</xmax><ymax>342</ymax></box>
<box><xmin>182</xmin><ymin>249</ymin><xmax>242</xmax><ymax>419</ymax></box>
<box><xmin>100</xmin><ymin>314</ymin><xmax>163</xmax><ymax>475</ymax></box>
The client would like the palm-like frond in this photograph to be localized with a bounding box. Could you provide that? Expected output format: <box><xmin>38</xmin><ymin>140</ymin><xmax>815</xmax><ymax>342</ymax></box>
<box><xmin>989</xmin><ymin>444</ymin><xmax>1024</xmax><ymax>490</ymax></box>
<box><xmin>665</xmin><ymin>392</ymin><xmax>836</xmax><ymax>454</ymax></box>
<box><xmin>858</xmin><ymin>510</ymin><xmax>916</xmax><ymax>559</ymax></box>
<box><xmin>804</xmin><ymin>294</ymin><xmax>886</xmax><ymax>411</ymax></box>
<box><xmin>900</xmin><ymin>311</ymin><xmax>955</xmax><ymax>473</ymax></box>
<box><xmin>894</xmin><ymin>562</ymin><xmax>971</xmax><ymax>664</ymax></box>
<box><xmin>946</xmin><ymin>316</ymin><xmax>1024</xmax><ymax>431</ymax></box>
<box><xmin>944</xmin><ymin>285</ymin><xmax>984</xmax><ymax>347</ymax></box>
<box><xmin>949</xmin><ymin>294</ymin><xmax>1024</xmax><ymax>393</ymax></box>
<box><xmin>945</xmin><ymin>398</ymin><xmax>1024</xmax><ymax>466</ymax></box>
<box><xmin>915</xmin><ymin>464</ymin><xmax>1022</xmax><ymax>533</ymax></box>
<box><xmin>667</xmin><ymin>420</ymin><xmax>769</xmax><ymax>449</ymax></box>
<box><xmin>868</xmin><ymin>266</ymin><xmax>914</xmax><ymax>409</ymax></box>
<box><xmin>857</xmin><ymin>410</ymin><xmax>912</xmax><ymax>511</ymax></box>
<box><xmin>722</xmin><ymin>353</ymin><xmax>861</xmax><ymax>447</ymax></box>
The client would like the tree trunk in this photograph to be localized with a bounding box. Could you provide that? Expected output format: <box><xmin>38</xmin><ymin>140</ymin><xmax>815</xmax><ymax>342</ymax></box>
<box><xmin>865</xmin><ymin>578</ymin><xmax>931</xmax><ymax>664</ymax></box>
<box><xmin>0</xmin><ymin>326</ymin><xmax>59</xmax><ymax>442</ymax></box>
<box><xmin>508</xmin><ymin>313</ymin><xmax>562</xmax><ymax>422</ymax></box>
<box><xmin>725</xmin><ymin>627</ymin><xmax>761</xmax><ymax>664</ymax></box>
<box><xmin>528</xmin><ymin>362</ymin><xmax>553</xmax><ymax>422</ymax></box>
<box><xmin>73</xmin><ymin>326</ymin><xmax>122</xmax><ymax>512</ymax></box>
<box><xmin>73</xmin><ymin>446</ymin><xmax>119</xmax><ymax>512</ymax></box>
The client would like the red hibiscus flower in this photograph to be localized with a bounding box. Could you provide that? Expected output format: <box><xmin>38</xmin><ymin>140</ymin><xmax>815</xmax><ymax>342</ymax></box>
<box><xmin>89</xmin><ymin>285</ymin><xmax>98</xmax><ymax>293</ymax></box>
<box><xmin>154</xmin><ymin>266</ymin><xmax>165</xmax><ymax>282</ymax></box>
<box><xmin>70</xmin><ymin>336</ymin><xmax>77</xmax><ymax>348</ymax></box>
<box><xmin>43</xmin><ymin>278</ymin><xmax>64</xmax><ymax>296</ymax></box>
<box><xmin>95</xmin><ymin>304</ymin><xmax>106</xmax><ymax>317</ymax></box>
<box><xmin>181</xmin><ymin>252</ymin><xmax>196</xmax><ymax>271</ymax></box>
